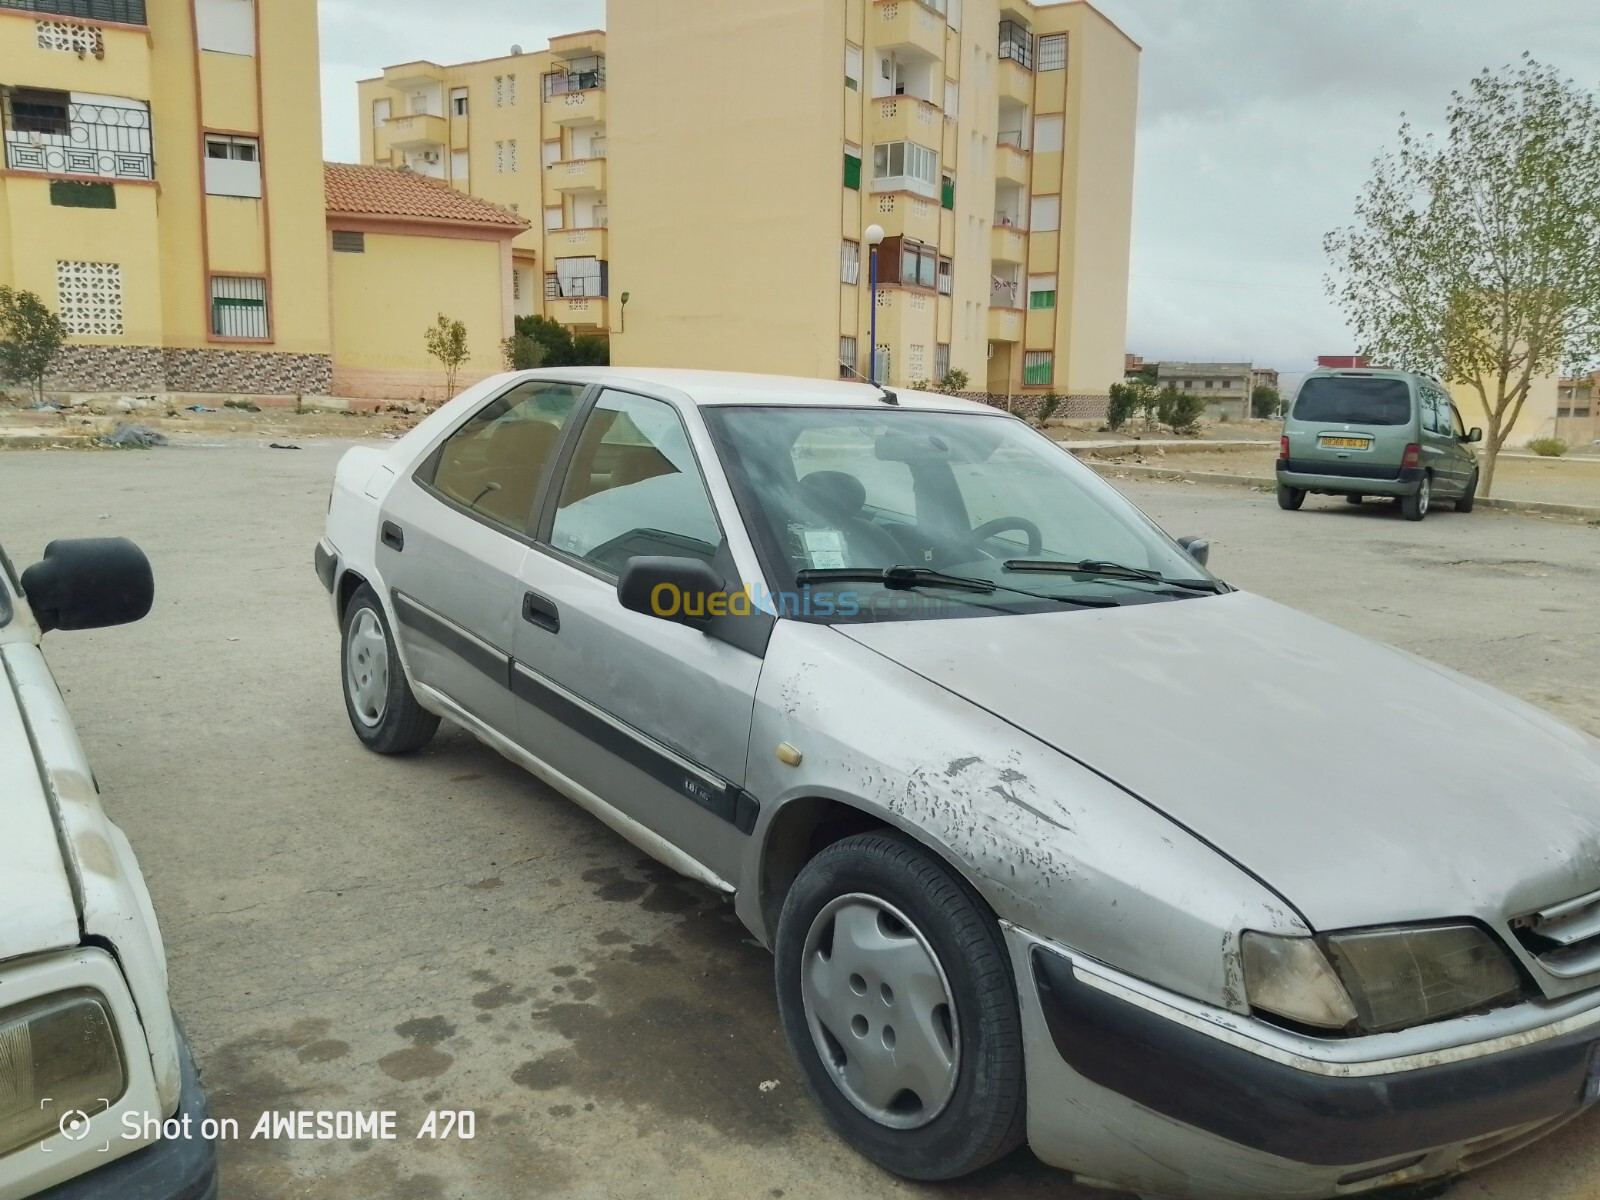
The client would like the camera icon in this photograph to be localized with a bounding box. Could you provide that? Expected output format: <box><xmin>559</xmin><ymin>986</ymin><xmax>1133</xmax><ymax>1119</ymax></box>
<box><xmin>58</xmin><ymin>1110</ymin><xmax>93</xmax><ymax>1142</ymax></box>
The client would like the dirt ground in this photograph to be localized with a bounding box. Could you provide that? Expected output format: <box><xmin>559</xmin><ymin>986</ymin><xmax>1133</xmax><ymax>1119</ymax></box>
<box><xmin>1087</xmin><ymin>442</ymin><xmax>1600</xmax><ymax>508</ymax></box>
<box><xmin>1046</xmin><ymin>417</ymin><xmax>1276</xmax><ymax>442</ymax></box>
<box><xmin>0</xmin><ymin>401</ymin><xmax>421</xmax><ymax>445</ymax></box>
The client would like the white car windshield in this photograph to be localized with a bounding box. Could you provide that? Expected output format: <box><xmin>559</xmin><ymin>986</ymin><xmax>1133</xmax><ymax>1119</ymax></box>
<box><xmin>705</xmin><ymin>405</ymin><xmax>1219</xmax><ymax>622</ymax></box>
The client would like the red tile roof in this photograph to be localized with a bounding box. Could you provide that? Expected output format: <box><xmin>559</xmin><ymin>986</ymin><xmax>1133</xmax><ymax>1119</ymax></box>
<box><xmin>324</xmin><ymin>163</ymin><xmax>529</xmax><ymax>230</ymax></box>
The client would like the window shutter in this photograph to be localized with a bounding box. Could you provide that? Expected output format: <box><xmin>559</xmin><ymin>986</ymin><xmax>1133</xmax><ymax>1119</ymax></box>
<box><xmin>844</xmin><ymin>150</ymin><xmax>862</xmax><ymax>190</ymax></box>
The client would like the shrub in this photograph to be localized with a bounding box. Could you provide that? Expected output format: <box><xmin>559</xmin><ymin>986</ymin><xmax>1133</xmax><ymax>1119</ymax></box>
<box><xmin>424</xmin><ymin>313</ymin><xmax>470</xmax><ymax>398</ymax></box>
<box><xmin>0</xmin><ymin>286</ymin><xmax>66</xmax><ymax>405</ymax></box>
<box><xmin>1037</xmin><ymin>392</ymin><xmax>1061</xmax><ymax>424</ymax></box>
<box><xmin>1106</xmin><ymin>382</ymin><xmax>1142</xmax><ymax>431</ymax></box>
<box><xmin>502</xmin><ymin>334</ymin><xmax>546</xmax><ymax>371</ymax></box>
<box><xmin>934</xmin><ymin>367</ymin><xmax>970</xmax><ymax>395</ymax></box>
<box><xmin>223</xmin><ymin>398</ymin><xmax>260</xmax><ymax>412</ymax></box>
<box><xmin>1528</xmin><ymin>437</ymin><xmax>1568</xmax><ymax>457</ymax></box>
<box><xmin>1156</xmin><ymin>385</ymin><xmax>1206</xmax><ymax>435</ymax></box>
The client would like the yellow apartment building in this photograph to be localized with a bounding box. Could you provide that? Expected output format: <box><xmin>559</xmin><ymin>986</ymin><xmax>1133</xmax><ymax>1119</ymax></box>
<box><xmin>606</xmin><ymin>0</ymin><xmax>1138</xmax><ymax>411</ymax></box>
<box><xmin>0</xmin><ymin>0</ymin><xmax>332</xmax><ymax>395</ymax></box>
<box><xmin>356</xmin><ymin>31</ymin><xmax>612</xmax><ymax>339</ymax></box>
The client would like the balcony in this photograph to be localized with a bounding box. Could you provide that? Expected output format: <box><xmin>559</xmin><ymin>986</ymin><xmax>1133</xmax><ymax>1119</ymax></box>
<box><xmin>548</xmin><ymin>295</ymin><xmax>608</xmax><ymax>329</ymax></box>
<box><xmin>379</xmin><ymin>112</ymin><xmax>447</xmax><ymax>153</ymax></box>
<box><xmin>869</xmin><ymin>95</ymin><xmax>941</xmax><ymax>147</ymax></box>
<box><xmin>988</xmin><ymin>307</ymin><xmax>1023</xmax><ymax>342</ymax></box>
<box><xmin>548</xmin><ymin>157</ymin><xmax>605</xmax><ymax>193</ymax></box>
<box><xmin>551</xmin><ymin>226</ymin><xmax>608</xmax><ymax>258</ymax></box>
<box><xmin>544</xmin><ymin>56</ymin><xmax>606</xmax><ymax>126</ymax></box>
<box><xmin>547</xmin><ymin>86</ymin><xmax>606</xmax><ymax>126</ymax></box>
<box><xmin>873</xmin><ymin>0</ymin><xmax>946</xmax><ymax>59</ymax></box>
<box><xmin>383</xmin><ymin>61</ymin><xmax>446</xmax><ymax>91</ymax></box>
<box><xmin>868</xmin><ymin>191</ymin><xmax>941</xmax><ymax>245</ymax></box>
<box><xmin>2</xmin><ymin>90</ymin><xmax>152</xmax><ymax>180</ymax></box>
<box><xmin>0</xmin><ymin>0</ymin><xmax>144</xmax><ymax>21</ymax></box>
<box><xmin>999</xmin><ymin>58</ymin><xmax>1033</xmax><ymax>106</ymax></box>
<box><xmin>991</xmin><ymin>225</ymin><xmax>1027</xmax><ymax>263</ymax></box>
<box><xmin>995</xmin><ymin>143</ymin><xmax>1029</xmax><ymax>187</ymax></box>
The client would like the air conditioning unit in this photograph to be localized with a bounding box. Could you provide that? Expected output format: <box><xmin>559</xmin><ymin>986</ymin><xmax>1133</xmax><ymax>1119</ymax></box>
<box><xmin>421</xmin><ymin>151</ymin><xmax>441</xmax><ymax>164</ymax></box>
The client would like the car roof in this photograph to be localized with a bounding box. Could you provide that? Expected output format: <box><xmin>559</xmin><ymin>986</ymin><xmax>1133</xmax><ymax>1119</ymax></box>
<box><xmin>512</xmin><ymin>367</ymin><xmax>1008</xmax><ymax>414</ymax></box>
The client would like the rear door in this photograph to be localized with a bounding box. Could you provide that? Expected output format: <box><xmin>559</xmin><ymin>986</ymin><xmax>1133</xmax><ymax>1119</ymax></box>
<box><xmin>1420</xmin><ymin>386</ymin><xmax>1463</xmax><ymax>496</ymax></box>
<box><xmin>1290</xmin><ymin>375</ymin><xmax>1413</xmax><ymax>479</ymax></box>
<box><xmin>509</xmin><ymin>388</ymin><xmax>767</xmax><ymax>884</ymax></box>
<box><xmin>378</xmin><ymin>378</ymin><xmax>586</xmax><ymax>735</ymax></box>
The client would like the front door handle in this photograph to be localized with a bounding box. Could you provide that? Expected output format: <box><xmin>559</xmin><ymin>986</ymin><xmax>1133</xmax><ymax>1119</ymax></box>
<box><xmin>381</xmin><ymin>521</ymin><xmax>405</xmax><ymax>552</ymax></box>
<box><xmin>522</xmin><ymin>590</ymin><xmax>560</xmax><ymax>634</ymax></box>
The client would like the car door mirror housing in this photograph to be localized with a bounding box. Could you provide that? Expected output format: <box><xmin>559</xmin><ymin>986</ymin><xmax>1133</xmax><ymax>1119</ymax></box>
<box><xmin>21</xmin><ymin>538</ymin><xmax>154</xmax><ymax>634</ymax></box>
<box><xmin>1465</xmin><ymin>428</ymin><xmax>1484</xmax><ymax>444</ymax></box>
<box><xmin>1176</xmin><ymin>536</ymin><xmax>1210</xmax><ymax>568</ymax></box>
<box><xmin>618</xmin><ymin>555</ymin><xmax>728</xmax><ymax>629</ymax></box>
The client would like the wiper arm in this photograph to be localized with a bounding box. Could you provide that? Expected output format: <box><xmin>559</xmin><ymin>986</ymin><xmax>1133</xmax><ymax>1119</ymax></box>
<box><xmin>795</xmin><ymin>566</ymin><xmax>997</xmax><ymax>594</ymax></box>
<box><xmin>1003</xmin><ymin>559</ymin><xmax>1222</xmax><ymax>593</ymax></box>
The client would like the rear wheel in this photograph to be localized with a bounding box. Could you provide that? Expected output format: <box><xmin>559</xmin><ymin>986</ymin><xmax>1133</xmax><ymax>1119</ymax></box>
<box><xmin>1345</xmin><ymin>494</ymin><xmax>1364</xmax><ymax>505</ymax></box>
<box><xmin>1456</xmin><ymin>469</ymin><xmax>1479</xmax><ymax>513</ymax></box>
<box><xmin>775</xmin><ymin>832</ymin><xmax>1025</xmax><ymax>1180</ymax></box>
<box><xmin>341</xmin><ymin>583</ymin><xmax>440</xmax><ymax>754</ymax></box>
<box><xmin>1276</xmin><ymin>485</ymin><xmax>1306</xmax><ymax>511</ymax></box>
<box><xmin>1399</xmin><ymin>474</ymin><xmax>1431</xmax><ymax>521</ymax></box>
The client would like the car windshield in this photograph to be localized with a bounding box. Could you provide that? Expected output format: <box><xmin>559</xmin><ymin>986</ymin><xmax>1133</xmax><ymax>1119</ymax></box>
<box><xmin>704</xmin><ymin>405</ymin><xmax>1219</xmax><ymax>623</ymax></box>
<box><xmin>1293</xmin><ymin>377</ymin><xmax>1412</xmax><ymax>425</ymax></box>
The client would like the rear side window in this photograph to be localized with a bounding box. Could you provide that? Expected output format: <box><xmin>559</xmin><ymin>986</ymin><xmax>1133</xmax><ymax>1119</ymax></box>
<box><xmin>1293</xmin><ymin>377</ymin><xmax>1412</xmax><ymax>426</ymax></box>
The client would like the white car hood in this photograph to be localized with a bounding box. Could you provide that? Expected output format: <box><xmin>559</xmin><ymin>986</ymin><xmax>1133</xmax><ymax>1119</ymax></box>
<box><xmin>837</xmin><ymin>591</ymin><xmax>1600</xmax><ymax>933</ymax></box>
<box><xmin>0</xmin><ymin>661</ymin><xmax>80</xmax><ymax>963</ymax></box>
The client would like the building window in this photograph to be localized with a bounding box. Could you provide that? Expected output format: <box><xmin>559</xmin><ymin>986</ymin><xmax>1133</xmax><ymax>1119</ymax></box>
<box><xmin>935</xmin><ymin>343</ymin><xmax>951</xmax><ymax>382</ymax></box>
<box><xmin>331</xmin><ymin>231</ymin><xmax>365</xmax><ymax>254</ymax></box>
<box><xmin>874</xmin><ymin>345</ymin><xmax>891</xmax><ymax>382</ymax></box>
<box><xmin>210</xmin><ymin>276</ymin><xmax>268</xmax><ymax>339</ymax></box>
<box><xmin>554</xmin><ymin>256</ymin><xmax>605</xmax><ymax>298</ymax></box>
<box><xmin>872</xmin><ymin>140</ymin><xmax>938</xmax><ymax>197</ymax></box>
<box><xmin>844</xmin><ymin>144</ymin><xmax>862</xmax><ymax>190</ymax></box>
<box><xmin>845</xmin><ymin>43</ymin><xmax>862</xmax><ymax>91</ymax></box>
<box><xmin>999</xmin><ymin>20</ymin><xmax>1033</xmax><ymax>69</ymax></box>
<box><xmin>937</xmin><ymin>257</ymin><xmax>953</xmax><ymax>295</ymax></box>
<box><xmin>204</xmin><ymin>134</ymin><xmax>261</xmax><ymax>198</ymax></box>
<box><xmin>841</xmin><ymin>240</ymin><xmax>861</xmax><ymax>286</ymax></box>
<box><xmin>1034</xmin><ymin>114</ymin><xmax>1064</xmax><ymax>153</ymax></box>
<box><xmin>1023</xmin><ymin>350</ymin><xmax>1054</xmax><ymax>387</ymax></box>
<box><xmin>50</xmin><ymin>180</ymin><xmax>115</xmax><ymax>209</ymax></box>
<box><xmin>545</xmin><ymin>273</ymin><xmax>560</xmax><ymax>301</ymax></box>
<box><xmin>898</xmin><ymin>240</ymin><xmax>937</xmax><ymax>289</ymax></box>
<box><xmin>8</xmin><ymin>87</ymin><xmax>71</xmax><ymax>138</ymax></box>
<box><xmin>544</xmin><ymin>206</ymin><xmax>563</xmax><ymax>231</ymax></box>
<box><xmin>195</xmin><ymin>0</ymin><xmax>255</xmax><ymax>56</ymax></box>
<box><xmin>373</xmin><ymin>98</ymin><xmax>391</xmax><ymax>127</ymax></box>
<box><xmin>451</xmin><ymin>88</ymin><xmax>468</xmax><ymax>116</ymax></box>
<box><xmin>1030</xmin><ymin>194</ymin><xmax>1060</xmax><ymax>232</ymax></box>
<box><xmin>1027</xmin><ymin>274</ymin><xmax>1056</xmax><ymax>309</ymax></box>
<box><xmin>1037</xmin><ymin>33</ymin><xmax>1067</xmax><ymax>71</ymax></box>
<box><xmin>56</xmin><ymin>261</ymin><xmax>123</xmax><ymax>336</ymax></box>
<box><xmin>944</xmin><ymin>79</ymin><xmax>959</xmax><ymax>120</ymax></box>
<box><xmin>941</xmin><ymin>173</ymin><xmax>955</xmax><ymax>210</ymax></box>
<box><xmin>839</xmin><ymin>336</ymin><xmax>858</xmax><ymax>379</ymax></box>
<box><xmin>451</xmin><ymin>148</ymin><xmax>468</xmax><ymax>183</ymax></box>
<box><xmin>20</xmin><ymin>0</ymin><xmax>146</xmax><ymax>21</ymax></box>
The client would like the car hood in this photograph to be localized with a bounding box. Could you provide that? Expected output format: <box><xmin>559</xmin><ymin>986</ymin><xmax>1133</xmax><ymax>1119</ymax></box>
<box><xmin>0</xmin><ymin>666</ymin><xmax>81</xmax><ymax>964</ymax></box>
<box><xmin>836</xmin><ymin>591</ymin><xmax>1600</xmax><ymax>932</ymax></box>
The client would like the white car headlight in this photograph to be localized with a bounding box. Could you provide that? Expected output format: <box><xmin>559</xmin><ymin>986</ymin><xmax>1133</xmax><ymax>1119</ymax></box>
<box><xmin>0</xmin><ymin>989</ymin><xmax>127</xmax><ymax>1156</ymax></box>
<box><xmin>1243</xmin><ymin>924</ymin><xmax>1523</xmax><ymax>1034</ymax></box>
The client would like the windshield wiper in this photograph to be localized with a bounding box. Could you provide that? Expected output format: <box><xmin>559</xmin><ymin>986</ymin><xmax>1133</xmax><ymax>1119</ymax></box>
<box><xmin>794</xmin><ymin>566</ymin><xmax>1120</xmax><ymax>607</ymax></box>
<box><xmin>1002</xmin><ymin>559</ymin><xmax>1222</xmax><ymax>593</ymax></box>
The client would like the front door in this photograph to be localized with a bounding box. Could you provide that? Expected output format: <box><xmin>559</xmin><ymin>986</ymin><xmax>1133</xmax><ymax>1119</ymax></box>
<box><xmin>378</xmin><ymin>378</ymin><xmax>585</xmax><ymax>735</ymax></box>
<box><xmin>510</xmin><ymin>387</ymin><xmax>763</xmax><ymax>883</ymax></box>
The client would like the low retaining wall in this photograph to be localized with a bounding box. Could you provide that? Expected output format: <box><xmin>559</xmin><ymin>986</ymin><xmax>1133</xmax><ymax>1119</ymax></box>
<box><xmin>46</xmin><ymin>345</ymin><xmax>333</xmax><ymax>396</ymax></box>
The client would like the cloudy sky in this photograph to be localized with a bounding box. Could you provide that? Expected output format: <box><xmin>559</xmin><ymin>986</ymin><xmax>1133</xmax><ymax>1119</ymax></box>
<box><xmin>319</xmin><ymin>0</ymin><xmax>1600</xmax><ymax>375</ymax></box>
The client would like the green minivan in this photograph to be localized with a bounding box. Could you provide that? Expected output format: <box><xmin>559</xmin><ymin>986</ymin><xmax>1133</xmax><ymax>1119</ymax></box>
<box><xmin>1276</xmin><ymin>369</ymin><xmax>1484</xmax><ymax>520</ymax></box>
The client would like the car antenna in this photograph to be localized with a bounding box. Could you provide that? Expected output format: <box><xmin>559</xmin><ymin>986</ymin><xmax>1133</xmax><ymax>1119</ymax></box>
<box><xmin>877</xmin><ymin>385</ymin><xmax>900</xmax><ymax>406</ymax></box>
<box><xmin>837</xmin><ymin>353</ymin><xmax>899</xmax><ymax>405</ymax></box>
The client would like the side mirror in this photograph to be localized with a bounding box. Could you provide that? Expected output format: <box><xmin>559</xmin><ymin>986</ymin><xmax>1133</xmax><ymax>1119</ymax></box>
<box><xmin>617</xmin><ymin>555</ymin><xmax>726</xmax><ymax>629</ymax></box>
<box><xmin>21</xmin><ymin>538</ymin><xmax>154</xmax><ymax>634</ymax></box>
<box><xmin>1465</xmin><ymin>428</ymin><xmax>1484</xmax><ymax>444</ymax></box>
<box><xmin>1176</xmin><ymin>536</ymin><xmax>1210</xmax><ymax>568</ymax></box>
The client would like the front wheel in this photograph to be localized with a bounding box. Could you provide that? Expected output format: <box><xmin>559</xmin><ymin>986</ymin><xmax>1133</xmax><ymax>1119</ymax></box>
<box><xmin>774</xmin><ymin>832</ymin><xmax>1025</xmax><ymax>1180</ymax></box>
<box><xmin>1456</xmin><ymin>469</ymin><xmax>1479</xmax><ymax>513</ymax></box>
<box><xmin>341</xmin><ymin>583</ymin><xmax>440</xmax><ymax>754</ymax></box>
<box><xmin>1277</xmin><ymin>485</ymin><xmax>1306</xmax><ymax>511</ymax></box>
<box><xmin>1400</xmin><ymin>474</ymin><xmax>1431</xmax><ymax>521</ymax></box>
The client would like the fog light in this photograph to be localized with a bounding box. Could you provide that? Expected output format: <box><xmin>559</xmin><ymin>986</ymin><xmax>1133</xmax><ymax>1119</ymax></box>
<box><xmin>0</xmin><ymin>990</ymin><xmax>126</xmax><ymax>1156</ymax></box>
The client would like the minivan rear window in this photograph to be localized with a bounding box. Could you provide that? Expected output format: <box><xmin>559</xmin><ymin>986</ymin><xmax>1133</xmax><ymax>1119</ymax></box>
<box><xmin>1293</xmin><ymin>377</ymin><xmax>1412</xmax><ymax>426</ymax></box>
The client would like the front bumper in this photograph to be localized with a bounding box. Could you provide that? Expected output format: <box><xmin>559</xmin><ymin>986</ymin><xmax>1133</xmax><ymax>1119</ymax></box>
<box><xmin>1011</xmin><ymin>930</ymin><xmax>1600</xmax><ymax>1199</ymax></box>
<box><xmin>36</xmin><ymin>1021</ymin><xmax>218</xmax><ymax>1200</ymax></box>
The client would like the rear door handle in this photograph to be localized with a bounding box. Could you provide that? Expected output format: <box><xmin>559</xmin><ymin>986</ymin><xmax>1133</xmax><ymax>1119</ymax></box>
<box><xmin>381</xmin><ymin>521</ymin><xmax>405</xmax><ymax>552</ymax></box>
<box><xmin>522</xmin><ymin>590</ymin><xmax>560</xmax><ymax>634</ymax></box>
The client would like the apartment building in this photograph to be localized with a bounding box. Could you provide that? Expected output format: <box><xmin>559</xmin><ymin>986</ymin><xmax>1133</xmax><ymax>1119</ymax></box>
<box><xmin>1157</xmin><ymin>361</ymin><xmax>1252</xmax><ymax>421</ymax></box>
<box><xmin>0</xmin><ymin>0</ymin><xmax>332</xmax><ymax>394</ymax></box>
<box><xmin>605</xmin><ymin>0</ymin><xmax>1138</xmax><ymax>406</ymax></box>
<box><xmin>356</xmin><ymin>31</ymin><xmax>611</xmax><ymax>337</ymax></box>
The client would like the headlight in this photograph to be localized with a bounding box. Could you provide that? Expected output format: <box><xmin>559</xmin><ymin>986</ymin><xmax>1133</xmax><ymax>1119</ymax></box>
<box><xmin>0</xmin><ymin>990</ymin><xmax>127</xmax><ymax>1156</ymax></box>
<box><xmin>1243</xmin><ymin>924</ymin><xmax>1523</xmax><ymax>1035</ymax></box>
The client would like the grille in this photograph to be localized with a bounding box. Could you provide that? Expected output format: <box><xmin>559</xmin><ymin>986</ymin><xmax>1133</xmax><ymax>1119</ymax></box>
<box><xmin>1511</xmin><ymin>887</ymin><xmax>1600</xmax><ymax>978</ymax></box>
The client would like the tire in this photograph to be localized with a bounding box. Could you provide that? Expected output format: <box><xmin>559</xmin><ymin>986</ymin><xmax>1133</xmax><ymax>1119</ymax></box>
<box><xmin>774</xmin><ymin>832</ymin><xmax>1026</xmax><ymax>1181</ymax></box>
<box><xmin>1345</xmin><ymin>494</ymin><xmax>1364</xmax><ymax>505</ymax></box>
<box><xmin>1455</xmin><ymin>469</ymin><xmax>1479</xmax><ymax>513</ymax></box>
<box><xmin>341</xmin><ymin>583</ymin><xmax>440</xmax><ymax>754</ymax></box>
<box><xmin>1276</xmin><ymin>485</ymin><xmax>1306</xmax><ymax>511</ymax></box>
<box><xmin>1399</xmin><ymin>473</ymin><xmax>1431</xmax><ymax>521</ymax></box>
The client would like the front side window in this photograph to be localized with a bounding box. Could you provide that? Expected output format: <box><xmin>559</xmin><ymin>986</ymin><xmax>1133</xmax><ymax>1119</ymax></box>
<box><xmin>706</xmin><ymin>406</ymin><xmax>1216</xmax><ymax>623</ymax></box>
<box><xmin>550</xmin><ymin>391</ymin><xmax>721</xmax><ymax>576</ymax></box>
<box><xmin>424</xmin><ymin>380</ymin><xmax>585</xmax><ymax>532</ymax></box>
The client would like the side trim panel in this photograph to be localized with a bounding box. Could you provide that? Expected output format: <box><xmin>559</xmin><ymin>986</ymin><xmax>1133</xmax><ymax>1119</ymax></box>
<box><xmin>390</xmin><ymin>590</ymin><xmax>511</xmax><ymax>689</ymax></box>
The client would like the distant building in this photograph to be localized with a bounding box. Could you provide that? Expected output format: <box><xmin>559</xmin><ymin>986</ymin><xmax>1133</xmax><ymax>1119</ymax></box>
<box><xmin>1251</xmin><ymin>367</ymin><xmax>1280</xmax><ymax>393</ymax></box>
<box><xmin>1557</xmin><ymin>373</ymin><xmax>1598</xmax><ymax>445</ymax></box>
<box><xmin>1156</xmin><ymin>361</ymin><xmax>1252</xmax><ymax>421</ymax></box>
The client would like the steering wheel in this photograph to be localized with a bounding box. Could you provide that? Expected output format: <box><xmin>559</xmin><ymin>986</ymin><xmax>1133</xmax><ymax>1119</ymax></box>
<box><xmin>971</xmin><ymin>517</ymin><xmax>1043</xmax><ymax>558</ymax></box>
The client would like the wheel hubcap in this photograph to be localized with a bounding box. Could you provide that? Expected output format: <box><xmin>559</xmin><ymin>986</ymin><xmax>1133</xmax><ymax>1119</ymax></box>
<box><xmin>800</xmin><ymin>894</ymin><xmax>960</xmax><ymax>1129</ymax></box>
<box><xmin>345</xmin><ymin>608</ymin><xmax>389</xmax><ymax>727</ymax></box>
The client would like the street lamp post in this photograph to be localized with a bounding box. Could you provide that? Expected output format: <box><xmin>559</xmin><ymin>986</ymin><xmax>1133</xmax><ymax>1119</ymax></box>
<box><xmin>864</xmin><ymin>223</ymin><xmax>884</xmax><ymax>384</ymax></box>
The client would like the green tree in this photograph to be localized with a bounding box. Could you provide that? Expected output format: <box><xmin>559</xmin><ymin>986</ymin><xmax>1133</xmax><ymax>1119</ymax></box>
<box><xmin>0</xmin><ymin>286</ymin><xmax>67</xmax><ymax>405</ymax></box>
<box><xmin>424</xmin><ymin>314</ymin><xmax>470</xmax><ymax>399</ymax></box>
<box><xmin>1324</xmin><ymin>57</ymin><xmax>1600</xmax><ymax>494</ymax></box>
<box><xmin>514</xmin><ymin>315</ymin><xmax>610</xmax><ymax>367</ymax></box>
<box><xmin>1156</xmin><ymin>385</ymin><xmax>1206</xmax><ymax>435</ymax></box>
<box><xmin>1107</xmin><ymin>379</ymin><xmax>1157</xmax><ymax>431</ymax></box>
<box><xmin>1251</xmin><ymin>384</ymin><xmax>1283</xmax><ymax>419</ymax></box>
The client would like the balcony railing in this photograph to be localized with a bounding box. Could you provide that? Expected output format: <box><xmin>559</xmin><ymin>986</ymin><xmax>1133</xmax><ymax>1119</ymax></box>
<box><xmin>0</xmin><ymin>0</ymin><xmax>144</xmax><ymax>22</ymax></box>
<box><xmin>2</xmin><ymin>89</ymin><xmax>152</xmax><ymax>180</ymax></box>
<box><xmin>543</xmin><ymin>57</ymin><xmax>606</xmax><ymax>100</ymax></box>
<box><xmin>999</xmin><ymin>20</ymin><xmax>1033</xmax><ymax>69</ymax></box>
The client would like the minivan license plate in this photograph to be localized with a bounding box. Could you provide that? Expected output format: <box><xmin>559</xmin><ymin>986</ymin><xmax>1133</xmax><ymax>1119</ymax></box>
<box><xmin>1321</xmin><ymin>436</ymin><xmax>1371</xmax><ymax>449</ymax></box>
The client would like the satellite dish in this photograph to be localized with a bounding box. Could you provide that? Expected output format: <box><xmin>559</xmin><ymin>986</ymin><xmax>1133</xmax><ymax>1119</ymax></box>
<box><xmin>510</xmin><ymin>44</ymin><xmax>523</xmax><ymax>55</ymax></box>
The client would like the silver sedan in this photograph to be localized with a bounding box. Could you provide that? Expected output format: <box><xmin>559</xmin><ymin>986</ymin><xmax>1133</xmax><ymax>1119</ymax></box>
<box><xmin>316</xmin><ymin>368</ymin><xmax>1600</xmax><ymax>1200</ymax></box>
